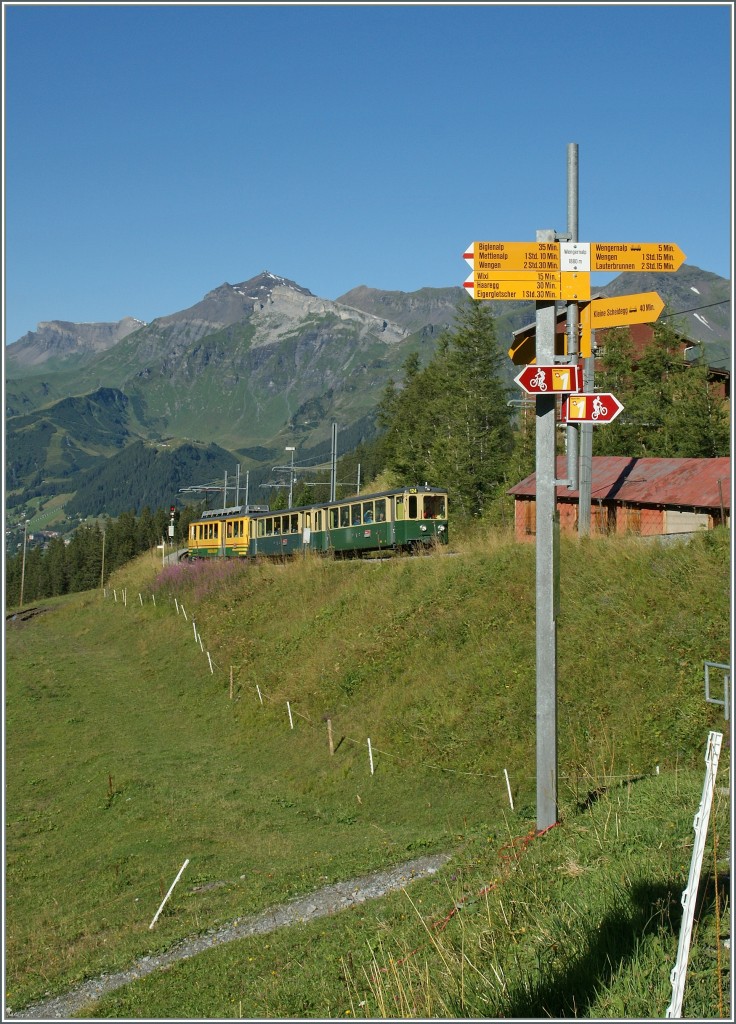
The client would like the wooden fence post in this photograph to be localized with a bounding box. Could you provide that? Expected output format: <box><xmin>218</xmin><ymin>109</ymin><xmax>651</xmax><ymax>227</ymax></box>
<box><xmin>327</xmin><ymin>717</ymin><xmax>334</xmax><ymax>756</ymax></box>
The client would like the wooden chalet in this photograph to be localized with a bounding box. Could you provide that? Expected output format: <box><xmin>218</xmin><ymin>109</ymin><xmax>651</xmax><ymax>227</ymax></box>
<box><xmin>508</xmin><ymin>456</ymin><xmax>731</xmax><ymax>540</ymax></box>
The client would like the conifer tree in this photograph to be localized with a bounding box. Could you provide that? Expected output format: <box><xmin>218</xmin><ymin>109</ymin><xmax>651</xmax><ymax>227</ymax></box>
<box><xmin>594</xmin><ymin>322</ymin><xmax>729</xmax><ymax>458</ymax></box>
<box><xmin>377</xmin><ymin>298</ymin><xmax>513</xmax><ymax>517</ymax></box>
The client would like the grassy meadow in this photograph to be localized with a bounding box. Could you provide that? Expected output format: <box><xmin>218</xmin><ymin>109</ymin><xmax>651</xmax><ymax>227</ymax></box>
<box><xmin>4</xmin><ymin>526</ymin><xmax>731</xmax><ymax>1017</ymax></box>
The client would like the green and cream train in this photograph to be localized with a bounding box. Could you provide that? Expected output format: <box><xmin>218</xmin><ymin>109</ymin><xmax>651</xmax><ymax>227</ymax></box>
<box><xmin>185</xmin><ymin>485</ymin><xmax>448</xmax><ymax>560</ymax></box>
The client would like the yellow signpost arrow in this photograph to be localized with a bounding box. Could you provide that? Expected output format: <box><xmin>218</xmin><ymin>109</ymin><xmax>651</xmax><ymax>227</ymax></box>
<box><xmin>464</xmin><ymin>271</ymin><xmax>589</xmax><ymax>302</ymax></box>
<box><xmin>579</xmin><ymin>291</ymin><xmax>665</xmax><ymax>356</ymax></box>
<box><xmin>463</xmin><ymin>241</ymin><xmax>560</xmax><ymax>272</ymax></box>
<box><xmin>590</xmin><ymin>243</ymin><xmax>686</xmax><ymax>273</ymax></box>
<box><xmin>581</xmin><ymin>291</ymin><xmax>665</xmax><ymax>329</ymax></box>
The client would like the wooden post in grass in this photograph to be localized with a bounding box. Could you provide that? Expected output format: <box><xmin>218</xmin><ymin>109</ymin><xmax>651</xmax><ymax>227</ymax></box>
<box><xmin>327</xmin><ymin>717</ymin><xmax>334</xmax><ymax>756</ymax></box>
<box><xmin>287</xmin><ymin>701</ymin><xmax>294</xmax><ymax>729</ymax></box>
<box><xmin>256</xmin><ymin>685</ymin><xmax>263</xmax><ymax>705</ymax></box>
<box><xmin>367</xmin><ymin>737</ymin><xmax>374</xmax><ymax>775</ymax></box>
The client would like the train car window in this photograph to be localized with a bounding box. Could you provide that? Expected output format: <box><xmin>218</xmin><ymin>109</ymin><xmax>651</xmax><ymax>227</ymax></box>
<box><xmin>396</xmin><ymin>496</ymin><xmax>405</xmax><ymax>520</ymax></box>
<box><xmin>340</xmin><ymin>506</ymin><xmax>350</xmax><ymax>528</ymax></box>
<box><xmin>198</xmin><ymin>524</ymin><xmax>204</xmax><ymax>540</ymax></box>
<box><xmin>273</xmin><ymin>519</ymin><xmax>280</xmax><ymax>535</ymax></box>
<box><xmin>190</xmin><ymin>525</ymin><xmax>196</xmax><ymax>540</ymax></box>
<box><xmin>423</xmin><ymin>495</ymin><xmax>446</xmax><ymax>519</ymax></box>
<box><xmin>214</xmin><ymin>523</ymin><xmax>219</xmax><ymax>538</ymax></box>
<box><xmin>227</xmin><ymin>521</ymin><xmax>233</xmax><ymax>538</ymax></box>
<box><xmin>363</xmin><ymin>501</ymin><xmax>374</xmax><ymax>524</ymax></box>
<box><xmin>290</xmin><ymin>514</ymin><xmax>299</xmax><ymax>534</ymax></box>
<box><xmin>351</xmin><ymin>504</ymin><xmax>361</xmax><ymax>525</ymax></box>
<box><xmin>315</xmin><ymin>510</ymin><xmax>322</xmax><ymax>531</ymax></box>
<box><xmin>375</xmin><ymin>499</ymin><xmax>386</xmax><ymax>522</ymax></box>
<box><xmin>408</xmin><ymin>495</ymin><xmax>418</xmax><ymax>519</ymax></box>
<box><xmin>329</xmin><ymin>508</ymin><xmax>339</xmax><ymax>529</ymax></box>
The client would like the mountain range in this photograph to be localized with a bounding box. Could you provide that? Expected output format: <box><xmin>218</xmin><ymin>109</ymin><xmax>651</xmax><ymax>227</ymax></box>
<box><xmin>5</xmin><ymin>265</ymin><xmax>731</xmax><ymax>523</ymax></box>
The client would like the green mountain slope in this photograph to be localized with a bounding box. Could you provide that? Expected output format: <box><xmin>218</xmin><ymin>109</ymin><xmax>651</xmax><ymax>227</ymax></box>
<box><xmin>5</xmin><ymin>388</ymin><xmax>142</xmax><ymax>496</ymax></box>
<box><xmin>64</xmin><ymin>439</ymin><xmax>240</xmax><ymax>517</ymax></box>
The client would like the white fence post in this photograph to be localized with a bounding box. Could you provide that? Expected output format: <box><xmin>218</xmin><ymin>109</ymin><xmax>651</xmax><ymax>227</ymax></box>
<box><xmin>149</xmin><ymin>859</ymin><xmax>190</xmax><ymax>930</ymax></box>
<box><xmin>666</xmin><ymin>731</ymin><xmax>723</xmax><ymax>1018</ymax></box>
<box><xmin>504</xmin><ymin>768</ymin><xmax>514</xmax><ymax>810</ymax></box>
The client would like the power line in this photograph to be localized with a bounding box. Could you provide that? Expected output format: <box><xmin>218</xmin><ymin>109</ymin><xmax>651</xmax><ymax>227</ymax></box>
<box><xmin>661</xmin><ymin>298</ymin><xmax>730</xmax><ymax>319</ymax></box>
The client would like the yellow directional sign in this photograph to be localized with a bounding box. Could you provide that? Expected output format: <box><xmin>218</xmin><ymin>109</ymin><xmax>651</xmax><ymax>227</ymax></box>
<box><xmin>464</xmin><ymin>241</ymin><xmax>560</xmax><ymax>272</ymax></box>
<box><xmin>581</xmin><ymin>291</ymin><xmax>665</xmax><ymax>330</ymax></box>
<box><xmin>465</xmin><ymin>270</ymin><xmax>589</xmax><ymax>302</ymax></box>
<box><xmin>579</xmin><ymin>291</ymin><xmax>665</xmax><ymax>358</ymax></box>
<box><xmin>590</xmin><ymin>243</ymin><xmax>686</xmax><ymax>273</ymax></box>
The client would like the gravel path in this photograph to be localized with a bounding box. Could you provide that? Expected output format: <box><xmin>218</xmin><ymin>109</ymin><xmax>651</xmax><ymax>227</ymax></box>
<box><xmin>7</xmin><ymin>851</ymin><xmax>452</xmax><ymax>1020</ymax></box>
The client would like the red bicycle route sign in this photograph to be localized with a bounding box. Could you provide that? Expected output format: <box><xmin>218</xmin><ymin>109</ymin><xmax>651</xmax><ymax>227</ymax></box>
<box><xmin>514</xmin><ymin>364</ymin><xmax>583</xmax><ymax>394</ymax></box>
<box><xmin>561</xmin><ymin>393</ymin><xmax>624</xmax><ymax>424</ymax></box>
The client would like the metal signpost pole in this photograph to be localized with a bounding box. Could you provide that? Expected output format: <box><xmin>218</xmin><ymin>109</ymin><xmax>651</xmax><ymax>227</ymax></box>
<box><xmin>286</xmin><ymin>447</ymin><xmax>296</xmax><ymax>508</ymax></box>
<box><xmin>535</xmin><ymin>227</ymin><xmax>559</xmax><ymax>832</ymax></box>
<box><xmin>578</xmin><ymin>355</ymin><xmax>594</xmax><ymax>535</ymax></box>
<box><xmin>565</xmin><ymin>143</ymin><xmax>580</xmax><ymax>494</ymax></box>
<box><xmin>330</xmin><ymin>422</ymin><xmax>337</xmax><ymax>504</ymax></box>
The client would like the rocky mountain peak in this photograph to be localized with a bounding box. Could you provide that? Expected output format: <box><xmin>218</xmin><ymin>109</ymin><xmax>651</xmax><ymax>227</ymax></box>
<box><xmin>5</xmin><ymin>316</ymin><xmax>144</xmax><ymax>369</ymax></box>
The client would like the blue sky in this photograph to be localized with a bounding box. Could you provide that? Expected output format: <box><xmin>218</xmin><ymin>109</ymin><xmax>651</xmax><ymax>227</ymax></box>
<box><xmin>3</xmin><ymin>2</ymin><xmax>733</xmax><ymax>344</ymax></box>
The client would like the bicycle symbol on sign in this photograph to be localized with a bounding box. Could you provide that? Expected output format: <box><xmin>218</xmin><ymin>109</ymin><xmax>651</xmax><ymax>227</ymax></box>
<box><xmin>530</xmin><ymin>369</ymin><xmax>548</xmax><ymax>392</ymax></box>
<box><xmin>591</xmin><ymin>396</ymin><xmax>608</xmax><ymax>420</ymax></box>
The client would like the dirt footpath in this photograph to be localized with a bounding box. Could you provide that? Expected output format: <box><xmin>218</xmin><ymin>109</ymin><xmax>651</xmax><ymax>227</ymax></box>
<box><xmin>7</xmin><ymin>851</ymin><xmax>452</xmax><ymax>1020</ymax></box>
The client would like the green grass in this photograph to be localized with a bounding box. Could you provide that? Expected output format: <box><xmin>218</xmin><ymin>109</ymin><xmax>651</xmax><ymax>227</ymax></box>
<box><xmin>84</xmin><ymin>772</ymin><xmax>731</xmax><ymax>1019</ymax></box>
<box><xmin>4</xmin><ymin>528</ymin><xmax>731</xmax><ymax>1017</ymax></box>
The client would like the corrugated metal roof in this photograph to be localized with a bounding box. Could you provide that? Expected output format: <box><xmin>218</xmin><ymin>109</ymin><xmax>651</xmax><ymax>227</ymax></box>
<box><xmin>507</xmin><ymin>457</ymin><xmax>731</xmax><ymax>510</ymax></box>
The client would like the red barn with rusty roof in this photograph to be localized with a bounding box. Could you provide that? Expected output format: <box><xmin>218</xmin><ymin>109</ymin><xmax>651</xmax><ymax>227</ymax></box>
<box><xmin>508</xmin><ymin>456</ymin><xmax>730</xmax><ymax>539</ymax></box>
